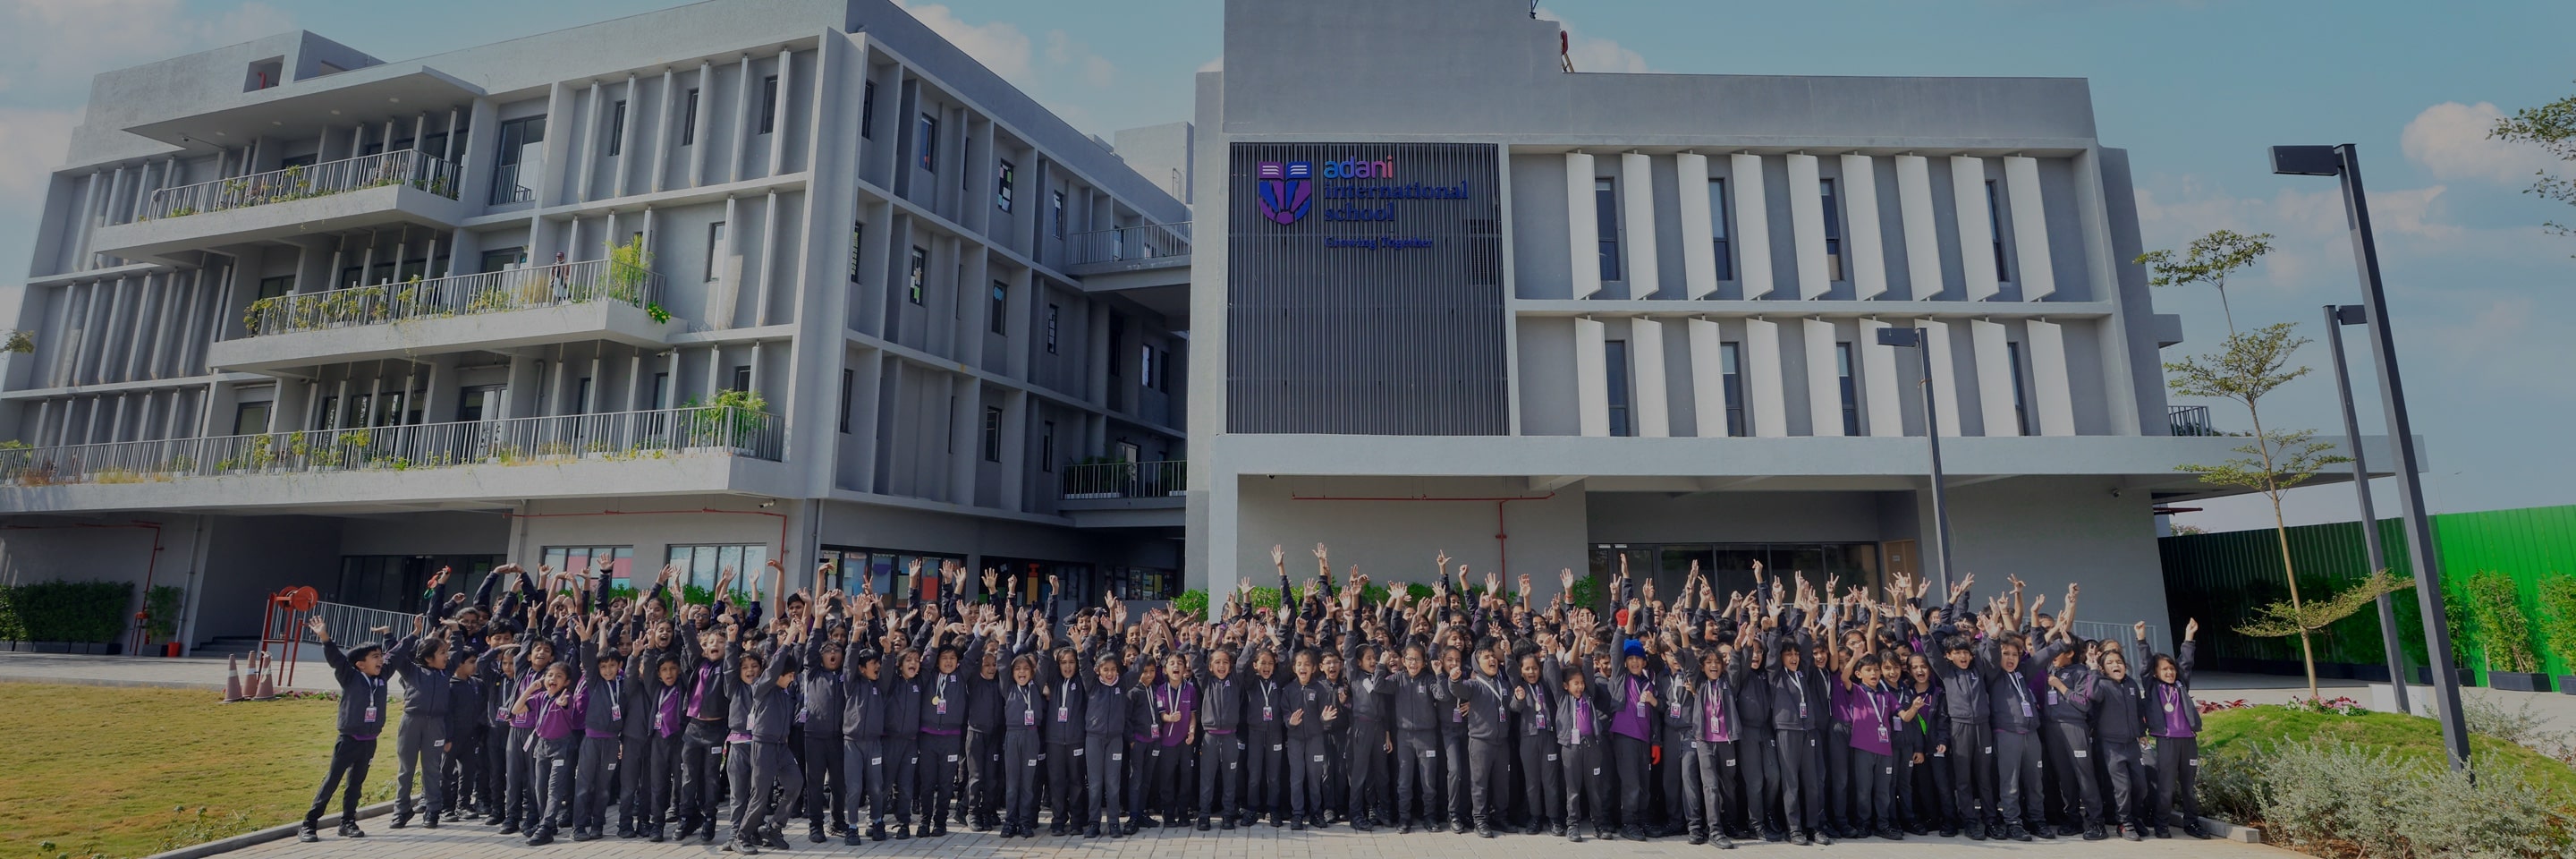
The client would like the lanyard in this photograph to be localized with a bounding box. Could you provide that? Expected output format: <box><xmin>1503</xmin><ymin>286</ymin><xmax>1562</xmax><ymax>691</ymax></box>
<box><xmin>1865</xmin><ymin>683</ymin><xmax>1887</xmax><ymax>727</ymax></box>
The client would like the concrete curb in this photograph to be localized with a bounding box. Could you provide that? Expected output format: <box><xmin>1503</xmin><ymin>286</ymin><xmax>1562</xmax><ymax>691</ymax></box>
<box><xmin>139</xmin><ymin>802</ymin><xmax>395</xmax><ymax>859</ymax></box>
<box><xmin>2201</xmin><ymin>816</ymin><xmax>2264</xmax><ymax>844</ymax></box>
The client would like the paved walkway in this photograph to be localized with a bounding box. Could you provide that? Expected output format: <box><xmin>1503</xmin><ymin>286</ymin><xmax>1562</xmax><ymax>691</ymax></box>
<box><xmin>224</xmin><ymin>820</ymin><xmax>2287</xmax><ymax>859</ymax></box>
<box><xmin>0</xmin><ymin>651</ymin><xmax>340</xmax><ymax>693</ymax></box>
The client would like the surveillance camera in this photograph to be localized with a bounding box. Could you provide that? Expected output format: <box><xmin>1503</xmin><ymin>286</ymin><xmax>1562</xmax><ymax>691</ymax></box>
<box><xmin>758</xmin><ymin>500</ymin><xmax>777</xmax><ymax>508</ymax></box>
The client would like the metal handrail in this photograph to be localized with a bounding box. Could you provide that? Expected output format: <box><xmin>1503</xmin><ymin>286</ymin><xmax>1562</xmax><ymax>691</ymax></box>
<box><xmin>240</xmin><ymin>259</ymin><xmax>665</xmax><ymax>336</ymax></box>
<box><xmin>0</xmin><ymin>406</ymin><xmax>782</xmax><ymax>487</ymax></box>
<box><xmin>1063</xmin><ymin>221</ymin><xmax>1191</xmax><ymax>267</ymax></box>
<box><xmin>1061</xmin><ymin>459</ymin><xmax>1185</xmax><ymax>499</ymax></box>
<box><xmin>2169</xmin><ymin>405</ymin><xmax>2217</xmax><ymax>437</ymax></box>
<box><xmin>304</xmin><ymin>600</ymin><xmax>420</xmax><ymax>643</ymax></box>
<box><xmin>140</xmin><ymin>150</ymin><xmax>462</xmax><ymax>221</ymax></box>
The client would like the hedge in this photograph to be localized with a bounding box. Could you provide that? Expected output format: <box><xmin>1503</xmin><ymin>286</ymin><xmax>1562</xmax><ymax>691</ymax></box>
<box><xmin>0</xmin><ymin>580</ymin><xmax>133</xmax><ymax>643</ymax></box>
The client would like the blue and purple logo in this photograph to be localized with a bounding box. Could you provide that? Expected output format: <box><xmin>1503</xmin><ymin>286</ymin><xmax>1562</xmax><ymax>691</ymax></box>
<box><xmin>1256</xmin><ymin>161</ymin><xmax>1312</xmax><ymax>225</ymax></box>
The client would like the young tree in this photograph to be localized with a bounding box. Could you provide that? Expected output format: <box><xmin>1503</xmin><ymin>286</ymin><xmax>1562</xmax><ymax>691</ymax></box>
<box><xmin>2487</xmin><ymin>89</ymin><xmax>2576</xmax><ymax>252</ymax></box>
<box><xmin>2236</xmin><ymin>571</ymin><xmax>2416</xmax><ymax>691</ymax></box>
<box><xmin>2168</xmin><ymin>320</ymin><xmax>2351</xmax><ymax>698</ymax></box>
<box><xmin>2136</xmin><ymin>229</ymin><xmax>2274</xmax><ymax>335</ymax></box>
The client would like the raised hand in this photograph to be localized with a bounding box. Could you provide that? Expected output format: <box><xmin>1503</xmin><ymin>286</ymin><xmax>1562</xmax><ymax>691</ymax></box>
<box><xmin>2133</xmin><ymin>620</ymin><xmax>2148</xmax><ymax>640</ymax></box>
<box><xmin>307</xmin><ymin>617</ymin><xmax>329</xmax><ymax>642</ymax></box>
<box><xmin>1270</xmin><ymin>545</ymin><xmax>1285</xmax><ymax>568</ymax></box>
<box><xmin>2185</xmin><ymin>618</ymin><xmax>2199</xmax><ymax>641</ymax></box>
<box><xmin>1560</xmin><ymin>568</ymin><xmax>1575</xmax><ymax>593</ymax></box>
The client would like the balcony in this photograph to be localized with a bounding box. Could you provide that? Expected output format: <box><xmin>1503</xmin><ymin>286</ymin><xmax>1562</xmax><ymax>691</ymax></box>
<box><xmin>2169</xmin><ymin>405</ymin><xmax>2219</xmax><ymax>437</ymax></box>
<box><xmin>1058</xmin><ymin>459</ymin><xmax>1184</xmax><ymax>529</ymax></box>
<box><xmin>92</xmin><ymin>150</ymin><xmax>471</xmax><ymax>263</ymax></box>
<box><xmin>0</xmin><ymin>406</ymin><xmax>782</xmax><ymax>489</ymax></box>
<box><xmin>1063</xmin><ymin>222</ymin><xmax>1191</xmax><ymax>321</ymax></box>
<box><xmin>208</xmin><ymin>259</ymin><xmax>677</xmax><ymax>372</ymax></box>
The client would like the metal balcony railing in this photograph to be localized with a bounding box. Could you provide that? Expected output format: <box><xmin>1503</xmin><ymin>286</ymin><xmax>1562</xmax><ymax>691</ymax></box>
<box><xmin>240</xmin><ymin>259</ymin><xmax>665</xmax><ymax>337</ymax></box>
<box><xmin>1060</xmin><ymin>459</ymin><xmax>1184</xmax><ymax>499</ymax></box>
<box><xmin>0</xmin><ymin>406</ymin><xmax>781</xmax><ymax>487</ymax></box>
<box><xmin>140</xmin><ymin>150</ymin><xmax>462</xmax><ymax>221</ymax></box>
<box><xmin>1063</xmin><ymin>221</ymin><xmax>1191</xmax><ymax>268</ymax></box>
<box><xmin>2169</xmin><ymin>404</ymin><xmax>2217</xmax><ymax>437</ymax></box>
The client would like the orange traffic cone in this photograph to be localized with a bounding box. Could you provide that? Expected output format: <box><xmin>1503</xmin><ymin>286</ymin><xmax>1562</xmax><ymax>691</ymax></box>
<box><xmin>223</xmin><ymin>654</ymin><xmax>243</xmax><ymax>702</ymax></box>
<box><xmin>253</xmin><ymin>652</ymin><xmax>278</xmax><ymax>700</ymax></box>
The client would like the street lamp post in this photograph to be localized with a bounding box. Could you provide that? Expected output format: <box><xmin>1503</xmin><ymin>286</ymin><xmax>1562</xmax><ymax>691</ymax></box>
<box><xmin>2273</xmin><ymin>143</ymin><xmax>2470</xmax><ymax>771</ymax></box>
<box><xmin>2325</xmin><ymin>302</ymin><xmax>2409</xmax><ymax>717</ymax></box>
<box><xmin>1876</xmin><ymin>326</ymin><xmax>1955</xmax><ymax>595</ymax></box>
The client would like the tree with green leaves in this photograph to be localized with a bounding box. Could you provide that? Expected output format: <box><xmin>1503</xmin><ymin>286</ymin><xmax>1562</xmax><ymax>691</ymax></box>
<box><xmin>2488</xmin><ymin>89</ymin><xmax>2576</xmax><ymax>251</ymax></box>
<box><xmin>2147</xmin><ymin>233</ymin><xmax>2350</xmax><ymax>698</ymax></box>
<box><xmin>2237</xmin><ymin>571</ymin><xmax>2415</xmax><ymax>677</ymax></box>
<box><xmin>2136</xmin><ymin>229</ymin><xmax>2273</xmax><ymax>335</ymax></box>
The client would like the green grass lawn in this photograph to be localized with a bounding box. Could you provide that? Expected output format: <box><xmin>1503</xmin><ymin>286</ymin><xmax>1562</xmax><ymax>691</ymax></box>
<box><xmin>0</xmin><ymin>683</ymin><xmax>402</xmax><ymax>859</ymax></box>
<box><xmin>2201</xmin><ymin>704</ymin><xmax>2576</xmax><ymax>800</ymax></box>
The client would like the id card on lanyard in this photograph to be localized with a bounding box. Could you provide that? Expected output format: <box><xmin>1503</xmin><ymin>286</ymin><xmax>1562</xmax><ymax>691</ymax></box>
<box><xmin>1532</xmin><ymin>685</ymin><xmax>1550</xmax><ymax>729</ymax></box>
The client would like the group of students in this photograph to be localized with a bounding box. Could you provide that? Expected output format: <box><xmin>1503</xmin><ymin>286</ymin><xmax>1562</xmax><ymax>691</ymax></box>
<box><xmin>298</xmin><ymin>545</ymin><xmax>2215</xmax><ymax>852</ymax></box>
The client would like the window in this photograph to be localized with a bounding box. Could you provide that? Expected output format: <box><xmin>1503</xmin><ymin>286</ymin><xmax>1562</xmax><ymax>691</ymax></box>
<box><xmin>1157</xmin><ymin>348</ymin><xmax>1173</xmax><ymax>393</ymax></box>
<box><xmin>491</xmin><ymin>116</ymin><xmax>546</xmax><ymax>204</ymax></box>
<box><xmin>541</xmin><ymin>546</ymin><xmax>634</xmax><ymax>590</ymax></box>
<box><xmin>1140</xmin><ymin>344</ymin><xmax>1157</xmax><ymax>392</ymax></box>
<box><xmin>1605</xmin><ymin>338</ymin><xmax>1632</xmax><ymax>437</ymax></box>
<box><xmin>989</xmin><ymin>282</ymin><xmax>1008</xmax><ymax>334</ymax></box>
<box><xmin>849</xmin><ymin>222</ymin><xmax>864</xmax><ymax>281</ymax></box>
<box><xmin>1835</xmin><ymin>343</ymin><xmax>1860</xmax><ymax>436</ymax></box>
<box><xmin>1987</xmin><ymin>180</ymin><xmax>2012</xmax><ymax>283</ymax></box>
<box><xmin>256</xmin><ymin>276</ymin><xmax>294</xmax><ymax>301</ymax></box>
<box><xmin>946</xmin><ymin>395</ymin><xmax>957</xmax><ymax>453</ymax></box>
<box><xmin>829</xmin><ymin>547</ymin><xmax>964</xmax><ymax>608</ymax></box>
<box><xmin>705</xmin><ymin>221</ymin><xmax>728</xmax><ymax>282</ymax></box>
<box><xmin>730</xmin><ymin>365</ymin><xmax>751</xmax><ymax>393</ymax></box>
<box><xmin>313</xmin><ymin>395</ymin><xmax>339</xmax><ymax>430</ymax></box>
<box><xmin>1721</xmin><ymin>342</ymin><xmax>1746</xmax><ymax>437</ymax></box>
<box><xmin>917</xmin><ymin>113</ymin><xmax>938</xmax><ymax>172</ymax></box>
<box><xmin>1051</xmin><ymin>191</ymin><xmax>1066</xmax><ymax>239</ymax></box>
<box><xmin>573</xmin><ymin>377</ymin><xmax>593</xmax><ymax>415</ymax></box>
<box><xmin>606</xmin><ymin>100</ymin><xmax>627</xmax><ymax>156</ymax></box>
<box><xmin>457</xmin><ymin>386</ymin><xmax>501</xmax><ymax>422</ymax></box>
<box><xmin>839</xmin><ymin>369</ymin><xmax>854</xmax><ymax>433</ymax></box>
<box><xmin>758</xmin><ymin>75</ymin><xmax>779</xmax><ymax>134</ymax></box>
<box><xmin>665</xmin><ymin>543</ymin><xmax>769</xmax><ymax>595</ymax></box>
<box><xmin>860</xmin><ymin>81</ymin><xmax>876</xmax><ymax>140</ymax></box>
<box><xmin>232</xmin><ymin>402</ymin><xmax>271</xmax><ymax>436</ymax></box>
<box><xmin>1045</xmin><ymin>304</ymin><xmax>1060</xmax><ymax>354</ymax></box>
<box><xmin>1708</xmin><ymin>178</ymin><xmax>1733</xmax><ymax>281</ymax></box>
<box><xmin>650</xmin><ymin>373</ymin><xmax>669</xmax><ymax>410</ymax></box>
<box><xmin>907</xmin><ymin>246</ymin><xmax>928</xmax><ymax>305</ymax></box>
<box><xmin>681</xmin><ymin>89</ymin><xmax>699</xmax><ymax>146</ymax></box>
<box><xmin>480</xmin><ymin>247</ymin><xmax>525</xmax><ymax>274</ymax></box>
<box><xmin>2007</xmin><ymin>341</ymin><xmax>2032</xmax><ymax>435</ymax></box>
<box><xmin>996</xmin><ymin>160</ymin><xmax>1015</xmax><ymax>212</ymax></box>
<box><xmin>1820</xmin><ymin>177</ymin><xmax>1845</xmax><ymax>282</ymax></box>
<box><xmin>982</xmin><ymin>406</ymin><xmax>1003</xmax><ymax>462</ymax></box>
<box><xmin>1040</xmin><ymin>421</ymin><xmax>1055</xmax><ymax>472</ymax></box>
<box><xmin>1594</xmin><ymin>177</ymin><xmax>1622</xmax><ymax>282</ymax></box>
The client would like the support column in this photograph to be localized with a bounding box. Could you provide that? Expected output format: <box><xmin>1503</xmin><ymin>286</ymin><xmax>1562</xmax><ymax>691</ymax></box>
<box><xmin>948</xmin><ymin>375</ymin><xmax>979</xmax><ymax>506</ymax></box>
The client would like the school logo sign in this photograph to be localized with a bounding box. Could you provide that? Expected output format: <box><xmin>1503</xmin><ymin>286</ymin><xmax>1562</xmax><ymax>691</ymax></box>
<box><xmin>1255</xmin><ymin>161</ymin><xmax>1312</xmax><ymax>225</ymax></box>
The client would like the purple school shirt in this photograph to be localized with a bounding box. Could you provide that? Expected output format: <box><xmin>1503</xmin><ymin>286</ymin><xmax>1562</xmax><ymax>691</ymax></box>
<box><xmin>531</xmin><ymin>689</ymin><xmax>584</xmax><ymax>741</ymax></box>
<box><xmin>1154</xmin><ymin>682</ymin><xmax>1198</xmax><ymax>747</ymax></box>
<box><xmin>2152</xmin><ymin>685</ymin><xmax>2195</xmax><ymax>738</ymax></box>
<box><xmin>1609</xmin><ymin>674</ymin><xmax>1651</xmax><ymax>741</ymax></box>
<box><xmin>1835</xmin><ymin>682</ymin><xmax>1898</xmax><ymax>757</ymax></box>
<box><xmin>508</xmin><ymin>669</ymin><xmax>544</xmax><ymax>729</ymax></box>
<box><xmin>685</xmin><ymin>663</ymin><xmax>719</xmax><ymax>719</ymax></box>
<box><xmin>1699</xmin><ymin>679</ymin><xmax>1733</xmax><ymax>744</ymax></box>
<box><xmin>653</xmin><ymin>685</ymin><xmax>685</xmax><ymax>737</ymax></box>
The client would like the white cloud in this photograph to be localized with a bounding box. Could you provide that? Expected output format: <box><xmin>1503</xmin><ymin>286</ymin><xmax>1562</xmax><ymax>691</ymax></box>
<box><xmin>2401</xmin><ymin>101</ymin><xmax>2561</xmax><ymax>186</ymax></box>
<box><xmin>1045</xmin><ymin>30</ymin><xmax>1114</xmax><ymax>88</ymax></box>
<box><xmin>894</xmin><ymin>0</ymin><xmax>1033</xmax><ymax>83</ymax></box>
<box><xmin>0</xmin><ymin>0</ymin><xmax>292</xmax><ymax>101</ymax></box>
<box><xmin>1198</xmin><ymin>56</ymin><xmax>1224</xmax><ymax>74</ymax></box>
<box><xmin>1534</xmin><ymin>6</ymin><xmax>1649</xmax><ymax>73</ymax></box>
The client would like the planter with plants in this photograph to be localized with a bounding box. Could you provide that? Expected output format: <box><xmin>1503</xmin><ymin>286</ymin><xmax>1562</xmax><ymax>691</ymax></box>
<box><xmin>2538</xmin><ymin>575</ymin><xmax>2576</xmax><ymax>694</ymax></box>
<box><xmin>2466</xmin><ymin>570</ymin><xmax>2549</xmax><ymax>692</ymax></box>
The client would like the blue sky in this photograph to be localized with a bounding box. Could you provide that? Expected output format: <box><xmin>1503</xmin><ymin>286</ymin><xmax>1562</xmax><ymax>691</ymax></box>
<box><xmin>3</xmin><ymin>0</ymin><xmax>2569</xmax><ymax>533</ymax></box>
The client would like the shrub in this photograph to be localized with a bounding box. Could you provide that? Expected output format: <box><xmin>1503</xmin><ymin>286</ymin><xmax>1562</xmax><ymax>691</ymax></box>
<box><xmin>2242</xmin><ymin>738</ymin><xmax>2572</xmax><ymax>859</ymax></box>
<box><xmin>142</xmin><ymin>585</ymin><xmax>185</xmax><ymax>642</ymax></box>
<box><xmin>2469</xmin><ymin>570</ymin><xmax>2541</xmax><ymax>673</ymax></box>
<box><xmin>2538</xmin><ymin>575</ymin><xmax>2576</xmax><ymax>675</ymax></box>
<box><xmin>0</xmin><ymin>580</ymin><xmax>133</xmax><ymax>643</ymax></box>
<box><xmin>1171</xmin><ymin>590</ymin><xmax>1208</xmax><ymax>620</ymax></box>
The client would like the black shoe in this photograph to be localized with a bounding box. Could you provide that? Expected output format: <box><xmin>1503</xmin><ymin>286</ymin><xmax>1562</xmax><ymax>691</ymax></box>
<box><xmin>526</xmin><ymin>830</ymin><xmax>555</xmax><ymax>846</ymax></box>
<box><xmin>572</xmin><ymin>829</ymin><xmax>599</xmax><ymax>842</ymax></box>
<box><xmin>1084</xmin><ymin>824</ymin><xmax>1101</xmax><ymax>838</ymax></box>
<box><xmin>1965</xmin><ymin>823</ymin><xmax>1985</xmax><ymax>841</ymax></box>
<box><xmin>1878</xmin><ymin>827</ymin><xmax>1905</xmax><ymax>840</ymax></box>
<box><xmin>808</xmin><ymin>824</ymin><xmax>825</xmax><ymax>843</ymax></box>
<box><xmin>338</xmin><ymin>822</ymin><xmax>366</xmax><ymax>839</ymax></box>
<box><xmin>650</xmin><ymin>827</ymin><xmax>669</xmax><ymax>843</ymax></box>
<box><xmin>1716</xmin><ymin>833</ymin><xmax>1737</xmax><ymax>849</ymax></box>
<box><xmin>1122</xmin><ymin>822</ymin><xmax>1138</xmax><ymax>837</ymax></box>
<box><xmin>1815</xmin><ymin>830</ymin><xmax>1835</xmax><ymax>846</ymax></box>
<box><xmin>424</xmin><ymin>813</ymin><xmax>442</xmax><ymax>830</ymax></box>
<box><xmin>614</xmin><ymin>825</ymin><xmax>633</xmax><ymax>838</ymax></box>
<box><xmin>1567</xmin><ymin>829</ymin><xmax>1586</xmax><ymax>843</ymax></box>
<box><xmin>297</xmin><ymin>825</ymin><xmax>319</xmax><ymax>843</ymax></box>
<box><xmin>1048</xmin><ymin>822</ymin><xmax>1066</xmax><ymax>837</ymax></box>
<box><xmin>2154</xmin><ymin>826</ymin><xmax>2172</xmax><ymax>839</ymax></box>
<box><xmin>1479</xmin><ymin>825</ymin><xmax>1496</xmax><ymax>838</ymax></box>
<box><xmin>1352</xmin><ymin>819</ymin><xmax>1375</xmax><ymax>832</ymax></box>
<box><xmin>1221</xmin><ymin>817</ymin><xmax>1237</xmax><ymax>830</ymax></box>
<box><xmin>2036</xmin><ymin>822</ymin><xmax>2059</xmax><ymax>840</ymax></box>
<box><xmin>928</xmin><ymin>822</ymin><xmax>948</xmax><ymax>838</ymax></box>
<box><xmin>1293</xmin><ymin>820</ymin><xmax>1309</xmax><ymax>831</ymax></box>
<box><xmin>869</xmin><ymin>824</ymin><xmax>888</xmax><ymax>842</ymax></box>
<box><xmin>1400</xmin><ymin>820</ymin><xmax>1414</xmax><ymax>834</ymax></box>
<box><xmin>2009</xmin><ymin>823</ymin><xmax>2034</xmax><ymax>842</ymax></box>
<box><xmin>2184</xmin><ymin>822</ymin><xmax>2211</xmax><ymax>840</ymax></box>
<box><xmin>1275</xmin><ymin>816</ymin><xmax>1289</xmax><ymax>829</ymax></box>
<box><xmin>720</xmin><ymin>837</ymin><xmax>757</xmax><ymax>855</ymax></box>
<box><xmin>1197</xmin><ymin>816</ymin><xmax>1212</xmax><ymax>831</ymax></box>
<box><xmin>1790</xmin><ymin>832</ymin><xmax>1810</xmax><ymax>846</ymax></box>
<box><xmin>2122</xmin><ymin>825</ymin><xmax>2144</xmax><ymax>842</ymax></box>
<box><xmin>390</xmin><ymin>811</ymin><xmax>411</xmax><ymax>829</ymax></box>
<box><xmin>2084</xmin><ymin>824</ymin><xmax>2108</xmax><ymax>841</ymax></box>
<box><xmin>1458</xmin><ymin>820</ymin><xmax>1474</xmax><ymax>835</ymax></box>
<box><xmin>1551</xmin><ymin>821</ymin><xmax>1567</xmax><ymax>837</ymax></box>
<box><xmin>497</xmin><ymin>822</ymin><xmax>520</xmax><ymax>836</ymax></box>
<box><xmin>894</xmin><ymin>823</ymin><xmax>912</xmax><ymax>840</ymax></box>
<box><xmin>1690</xmin><ymin>832</ymin><xmax>1708</xmax><ymax>845</ymax></box>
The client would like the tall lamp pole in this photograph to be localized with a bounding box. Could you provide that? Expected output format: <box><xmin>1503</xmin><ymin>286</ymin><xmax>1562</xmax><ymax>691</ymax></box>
<box><xmin>2272</xmin><ymin>144</ymin><xmax>2469</xmax><ymax>771</ymax></box>
<box><xmin>2325</xmin><ymin>302</ymin><xmax>2409</xmax><ymax>716</ymax></box>
<box><xmin>1877</xmin><ymin>326</ymin><xmax>1955</xmax><ymax>595</ymax></box>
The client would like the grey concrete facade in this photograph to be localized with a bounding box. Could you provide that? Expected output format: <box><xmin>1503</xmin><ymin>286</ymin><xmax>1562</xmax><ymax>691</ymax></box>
<box><xmin>0</xmin><ymin>0</ymin><xmax>1193</xmax><ymax>652</ymax></box>
<box><xmin>1185</xmin><ymin>0</ymin><xmax>2396</xmax><ymax>637</ymax></box>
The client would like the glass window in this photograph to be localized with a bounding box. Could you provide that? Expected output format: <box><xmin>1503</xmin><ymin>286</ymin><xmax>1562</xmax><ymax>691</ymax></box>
<box><xmin>665</xmin><ymin>543</ymin><xmax>767</xmax><ymax>599</ymax></box>
<box><xmin>908</xmin><ymin>246</ymin><xmax>928</xmax><ymax>305</ymax></box>
<box><xmin>606</xmin><ymin>100</ymin><xmax>626</xmax><ymax>156</ymax></box>
<box><xmin>480</xmin><ymin>246</ymin><xmax>525</xmax><ymax>275</ymax></box>
<box><xmin>681</xmin><ymin>89</ymin><xmax>699</xmax><ymax>146</ymax></box>
<box><xmin>731</xmin><ymin>365</ymin><xmax>751</xmax><ymax>393</ymax></box>
<box><xmin>491</xmin><ymin>116</ymin><xmax>545</xmax><ymax>204</ymax></box>
<box><xmin>457</xmin><ymin>386</ymin><xmax>500</xmax><ymax>422</ymax></box>
<box><xmin>1836</xmin><ymin>342</ymin><xmax>1860</xmax><ymax>436</ymax></box>
<box><xmin>1708</xmin><ymin>178</ymin><xmax>1733</xmax><ymax>281</ymax></box>
<box><xmin>917</xmin><ymin>113</ymin><xmax>938</xmax><ymax>172</ymax></box>
<box><xmin>758</xmin><ymin>75</ymin><xmax>779</xmax><ymax>134</ymax></box>
<box><xmin>1605</xmin><ymin>338</ymin><xmax>1632</xmax><ymax>437</ymax></box>
<box><xmin>2008</xmin><ymin>341</ymin><xmax>2032</xmax><ymax>435</ymax></box>
<box><xmin>1820</xmin><ymin>177</ymin><xmax>1845</xmax><ymax>282</ymax></box>
<box><xmin>849</xmin><ymin>222</ymin><xmax>864</xmax><ymax>282</ymax></box>
<box><xmin>1987</xmin><ymin>180</ymin><xmax>2012</xmax><ymax>283</ymax></box>
<box><xmin>860</xmin><ymin>81</ymin><xmax>876</xmax><ymax>140</ymax></box>
<box><xmin>839</xmin><ymin>369</ymin><xmax>854</xmax><ymax>433</ymax></box>
<box><xmin>1722</xmin><ymin>342</ymin><xmax>1746</xmax><ymax>437</ymax></box>
<box><xmin>1051</xmin><ymin>191</ymin><xmax>1066</xmax><ymax>238</ymax></box>
<box><xmin>1044</xmin><ymin>303</ymin><xmax>1060</xmax><ymax>354</ymax></box>
<box><xmin>990</xmin><ymin>282</ymin><xmax>1008</xmax><ymax>334</ymax></box>
<box><xmin>650</xmin><ymin>373</ymin><xmax>669</xmax><ymax>411</ymax></box>
<box><xmin>256</xmin><ymin>275</ymin><xmax>294</xmax><ymax>301</ymax></box>
<box><xmin>982</xmin><ymin>406</ymin><xmax>1003</xmax><ymax>462</ymax></box>
<box><xmin>705</xmin><ymin>221</ymin><xmax>727</xmax><ymax>282</ymax></box>
<box><xmin>573</xmin><ymin>378</ymin><xmax>592</xmax><ymax>415</ymax></box>
<box><xmin>1594</xmin><ymin>177</ymin><xmax>1621</xmax><ymax>282</ymax></box>
<box><xmin>1040</xmin><ymin>421</ymin><xmax>1055</xmax><ymax>472</ymax></box>
<box><xmin>232</xmin><ymin>402</ymin><xmax>270</xmax><ymax>436</ymax></box>
<box><xmin>996</xmin><ymin>160</ymin><xmax>1015</xmax><ymax>212</ymax></box>
<box><xmin>540</xmin><ymin>546</ymin><xmax>635</xmax><ymax>591</ymax></box>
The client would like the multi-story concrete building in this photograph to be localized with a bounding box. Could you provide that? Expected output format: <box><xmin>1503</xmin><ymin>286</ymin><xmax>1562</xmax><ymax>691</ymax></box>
<box><xmin>0</xmin><ymin>0</ymin><xmax>1196</xmax><ymax>652</ymax></box>
<box><xmin>1182</xmin><ymin>0</ymin><xmax>2399</xmax><ymax>639</ymax></box>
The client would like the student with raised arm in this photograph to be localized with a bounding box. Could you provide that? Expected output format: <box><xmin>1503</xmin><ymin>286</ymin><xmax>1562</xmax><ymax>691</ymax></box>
<box><xmin>386</xmin><ymin>568</ymin><xmax>453</xmax><ymax>830</ymax></box>
<box><xmin>296</xmin><ymin>617</ymin><xmax>391</xmax><ymax>843</ymax></box>
<box><xmin>837</xmin><ymin>586</ymin><xmax>894</xmax><ymax>844</ymax></box>
<box><xmin>1339</xmin><ymin>571</ymin><xmax>1394</xmax><ymax>831</ymax></box>
<box><xmin>796</xmin><ymin>564</ymin><xmax>851</xmax><ymax>844</ymax></box>
<box><xmin>2040</xmin><ymin>584</ymin><xmax>2108</xmax><ymax>840</ymax></box>
<box><xmin>1974</xmin><ymin>577</ymin><xmax>2069</xmax><ymax>843</ymax></box>
<box><xmin>2140</xmin><ymin>618</ymin><xmax>2210</xmax><ymax>840</ymax></box>
<box><xmin>1833</xmin><ymin>601</ymin><xmax>1917</xmax><ymax>842</ymax></box>
<box><xmin>1547</xmin><ymin>605</ymin><xmax>1615</xmax><ymax>842</ymax></box>
<box><xmin>1508</xmin><ymin>572</ymin><xmax>1570</xmax><ymax>838</ymax></box>
<box><xmin>2090</xmin><ymin>624</ymin><xmax>2153</xmax><ymax>841</ymax></box>
<box><xmin>727</xmin><ymin>603</ymin><xmax>806</xmax><ymax>855</ymax></box>
<box><xmin>673</xmin><ymin>565</ymin><xmax>741</xmax><ymax>845</ymax></box>
<box><xmin>567</xmin><ymin>610</ymin><xmax>627</xmax><ymax>844</ymax></box>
